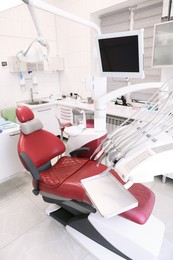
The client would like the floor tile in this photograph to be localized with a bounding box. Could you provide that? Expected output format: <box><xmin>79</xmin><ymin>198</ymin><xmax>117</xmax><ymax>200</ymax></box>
<box><xmin>23</xmin><ymin>189</ymin><xmax>49</xmax><ymax>212</ymax></box>
<box><xmin>152</xmin><ymin>191</ymin><xmax>173</xmax><ymax>244</ymax></box>
<box><xmin>0</xmin><ymin>172</ymin><xmax>173</xmax><ymax>259</ymax></box>
<box><xmin>0</xmin><ymin>218</ymin><xmax>97</xmax><ymax>260</ymax></box>
<box><xmin>0</xmin><ymin>193</ymin><xmax>47</xmax><ymax>249</ymax></box>
<box><xmin>158</xmin><ymin>238</ymin><xmax>173</xmax><ymax>260</ymax></box>
<box><xmin>10</xmin><ymin>171</ymin><xmax>33</xmax><ymax>192</ymax></box>
<box><xmin>0</xmin><ymin>179</ymin><xmax>20</xmax><ymax>205</ymax></box>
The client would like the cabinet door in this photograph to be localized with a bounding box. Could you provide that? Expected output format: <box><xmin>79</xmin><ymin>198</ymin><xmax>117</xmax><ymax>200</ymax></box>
<box><xmin>33</xmin><ymin>106</ymin><xmax>59</xmax><ymax>136</ymax></box>
<box><xmin>0</xmin><ymin>131</ymin><xmax>24</xmax><ymax>182</ymax></box>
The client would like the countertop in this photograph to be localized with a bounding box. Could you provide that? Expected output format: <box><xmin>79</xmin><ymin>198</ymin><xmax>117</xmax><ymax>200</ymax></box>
<box><xmin>0</xmin><ymin>119</ymin><xmax>20</xmax><ymax>134</ymax></box>
<box><xmin>17</xmin><ymin>97</ymin><xmax>146</xmax><ymax>120</ymax></box>
<box><xmin>57</xmin><ymin>97</ymin><xmax>142</xmax><ymax>119</ymax></box>
<box><xmin>17</xmin><ymin>99</ymin><xmax>59</xmax><ymax>109</ymax></box>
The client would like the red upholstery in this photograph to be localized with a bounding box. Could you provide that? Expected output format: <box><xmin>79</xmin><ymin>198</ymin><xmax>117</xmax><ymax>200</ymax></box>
<box><xmin>39</xmin><ymin>158</ymin><xmax>104</xmax><ymax>201</ymax></box>
<box><xmin>38</xmin><ymin>159</ymin><xmax>155</xmax><ymax>224</ymax></box>
<box><xmin>16</xmin><ymin>106</ymin><xmax>34</xmax><ymax>122</ymax></box>
<box><xmin>74</xmin><ymin>134</ymin><xmax>106</xmax><ymax>158</ymax></box>
<box><xmin>121</xmin><ymin>183</ymin><xmax>155</xmax><ymax>224</ymax></box>
<box><xmin>18</xmin><ymin>130</ymin><xmax>66</xmax><ymax>168</ymax></box>
<box><xmin>59</xmin><ymin>122</ymin><xmax>72</xmax><ymax>131</ymax></box>
<box><xmin>16</xmin><ymin>106</ymin><xmax>155</xmax><ymax>225</ymax></box>
<box><xmin>86</xmin><ymin>119</ymin><xmax>94</xmax><ymax>128</ymax></box>
<box><xmin>110</xmin><ymin>171</ymin><xmax>155</xmax><ymax>225</ymax></box>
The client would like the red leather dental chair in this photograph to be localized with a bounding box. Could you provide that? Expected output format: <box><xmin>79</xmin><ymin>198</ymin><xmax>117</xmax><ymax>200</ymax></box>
<box><xmin>16</xmin><ymin>106</ymin><xmax>155</xmax><ymax>259</ymax></box>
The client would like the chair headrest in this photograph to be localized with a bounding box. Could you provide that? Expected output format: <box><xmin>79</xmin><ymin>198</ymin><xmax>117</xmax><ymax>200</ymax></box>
<box><xmin>16</xmin><ymin>106</ymin><xmax>34</xmax><ymax>123</ymax></box>
<box><xmin>16</xmin><ymin>106</ymin><xmax>43</xmax><ymax>135</ymax></box>
<box><xmin>20</xmin><ymin>118</ymin><xmax>43</xmax><ymax>135</ymax></box>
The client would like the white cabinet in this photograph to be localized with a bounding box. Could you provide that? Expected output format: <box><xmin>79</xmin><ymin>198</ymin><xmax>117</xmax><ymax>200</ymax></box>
<box><xmin>0</xmin><ymin>128</ymin><xmax>24</xmax><ymax>182</ymax></box>
<box><xmin>162</xmin><ymin>173</ymin><xmax>173</xmax><ymax>183</ymax></box>
<box><xmin>31</xmin><ymin>104</ymin><xmax>60</xmax><ymax>136</ymax></box>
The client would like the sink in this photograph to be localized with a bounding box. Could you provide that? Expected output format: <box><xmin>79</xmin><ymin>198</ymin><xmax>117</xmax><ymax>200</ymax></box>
<box><xmin>26</xmin><ymin>100</ymin><xmax>49</xmax><ymax>105</ymax></box>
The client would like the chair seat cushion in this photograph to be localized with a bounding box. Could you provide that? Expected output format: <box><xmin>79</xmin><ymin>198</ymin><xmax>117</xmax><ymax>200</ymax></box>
<box><xmin>39</xmin><ymin>156</ymin><xmax>89</xmax><ymax>187</ymax></box>
<box><xmin>39</xmin><ymin>158</ymin><xmax>155</xmax><ymax>224</ymax></box>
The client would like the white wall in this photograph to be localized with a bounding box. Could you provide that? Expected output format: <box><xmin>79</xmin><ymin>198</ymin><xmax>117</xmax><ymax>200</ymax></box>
<box><xmin>0</xmin><ymin>0</ymin><xmax>170</xmax><ymax>110</ymax></box>
<box><xmin>55</xmin><ymin>0</ymin><xmax>128</xmax><ymax>99</ymax></box>
<box><xmin>0</xmin><ymin>0</ymin><xmax>61</xmax><ymax>110</ymax></box>
<box><xmin>55</xmin><ymin>0</ymin><xmax>173</xmax><ymax>100</ymax></box>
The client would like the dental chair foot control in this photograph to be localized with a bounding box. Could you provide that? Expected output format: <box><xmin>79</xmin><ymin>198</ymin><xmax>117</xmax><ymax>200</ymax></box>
<box><xmin>45</xmin><ymin>204</ymin><xmax>61</xmax><ymax>216</ymax></box>
<box><xmin>50</xmin><ymin>208</ymin><xmax>76</xmax><ymax>226</ymax></box>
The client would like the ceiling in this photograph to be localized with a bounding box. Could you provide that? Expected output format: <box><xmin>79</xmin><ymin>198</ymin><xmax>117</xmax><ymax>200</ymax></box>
<box><xmin>0</xmin><ymin>0</ymin><xmax>23</xmax><ymax>13</ymax></box>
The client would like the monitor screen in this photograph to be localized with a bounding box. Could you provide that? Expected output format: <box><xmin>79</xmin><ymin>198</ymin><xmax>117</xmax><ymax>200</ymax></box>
<box><xmin>152</xmin><ymin>20</ymin><xmax>173</xmax><ymax>68</ymax></box>
<box><xmin>96</xmin><ymin>29</ymin><xmax>144</xmax><ymax>79</ymax></box>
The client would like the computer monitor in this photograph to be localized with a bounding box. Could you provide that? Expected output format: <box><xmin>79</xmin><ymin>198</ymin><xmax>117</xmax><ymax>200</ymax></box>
<box><xmin>96</xmin><ymin>29</ymin><xmax>144</xmax><ymax>79</ymax></box>
<box><xmin>152</xmin><ymin>20</ymin><xmax>173</xmax><ymax>68</ymax></box>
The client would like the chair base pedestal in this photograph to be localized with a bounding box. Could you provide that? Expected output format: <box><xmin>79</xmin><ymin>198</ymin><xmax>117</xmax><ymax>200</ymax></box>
<box><xmin>67</xmin><ymin>213</ymin><xmax>164</xmax><ymax>260</ymax></box>
<box><xmin>47</xmin><ymin>205</ymin><xmax>164</xmax><ymax>260</ymax></box>
<box><xmin>50</xmin><ymin>207</ymin><xmax>75</xmax><ymax>226</ymax></box>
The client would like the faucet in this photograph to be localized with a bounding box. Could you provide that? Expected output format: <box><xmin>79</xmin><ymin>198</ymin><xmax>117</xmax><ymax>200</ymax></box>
<box><xmin>30</xmin><ymin>88</ymin><xmax>38</xmax><ymax>102</ymax></box>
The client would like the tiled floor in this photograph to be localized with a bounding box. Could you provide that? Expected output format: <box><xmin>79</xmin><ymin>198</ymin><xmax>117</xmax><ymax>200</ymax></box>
<box><xmin>0</xmin><ymin>171</ymin><xmax>173</xmax><ymax>260</ymax></box>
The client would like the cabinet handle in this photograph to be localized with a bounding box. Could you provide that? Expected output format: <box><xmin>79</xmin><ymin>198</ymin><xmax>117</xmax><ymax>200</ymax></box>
<box><xmin>37</xmin><ymin>108</ymin><xmax>52</xmax><ymax>112</ymax></box>
<box><xmin>60</xmin><ymin>108</ymin><xmax>71</xmax><ymax>112</ymax></box>
<box><xmin>10</xmin><ymin>132</ymin><xmax>20</xmax><ymax>136</ymax></box>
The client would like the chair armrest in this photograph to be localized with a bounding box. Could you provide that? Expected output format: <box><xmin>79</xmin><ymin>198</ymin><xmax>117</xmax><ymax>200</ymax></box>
<box><xmin>70</xmin><ymin>147</ymin><xmax>90</xmax><ymax>157</ymax></box>
<box><xmin>19</xmin><ymin>152</ymin><xmax>40</xmax><ymax>195</ymax></box>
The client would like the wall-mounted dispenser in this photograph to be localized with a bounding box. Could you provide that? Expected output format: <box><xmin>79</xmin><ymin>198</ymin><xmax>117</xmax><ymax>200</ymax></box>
<box><xmin>8</xmin><ymin>56</ymin><xmax>27</xmax><ymax>72</ymax></box>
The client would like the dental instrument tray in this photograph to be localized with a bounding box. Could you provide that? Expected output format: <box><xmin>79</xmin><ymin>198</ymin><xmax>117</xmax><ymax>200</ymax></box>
<box><xmin>81</xmin><ymin>172</ymin><xmax>138</xmax><ymax>218</ymax></box>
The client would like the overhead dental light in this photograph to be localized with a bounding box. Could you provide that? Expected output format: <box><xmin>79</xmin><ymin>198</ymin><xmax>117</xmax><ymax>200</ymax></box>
<box><xmin>17</xmin><ymin>0</ymin><xmax>101</xmax><ymax>64</ymax></box>
<box><xmin>16</xmin><ymin>1</ymin><xmax>50</xmax><ymax>64</ymax></box>
<box><xmin>16</xmin><ymin>37</ymin><xmax>49</xmax><ymax>64</ymax></box>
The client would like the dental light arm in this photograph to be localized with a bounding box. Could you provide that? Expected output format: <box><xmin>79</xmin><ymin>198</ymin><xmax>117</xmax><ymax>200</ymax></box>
<box><xmin>16</xmin><ymin>2</ymin><xmax>50</xmax><ymax>63</ymax></box>
<box><xmin>16</xmin><ymin>37</ymin><xmax>50</xmax><ymax>64</ymax></box>
<box><xmin>17</xmin><ymin>0</ymin><xmax>101</xmax><ymax>63</ymax></box>
<box><xmin>22</xmin><ymin>0</ymin><xmax>101</xmax><ymax>35</ymax></box>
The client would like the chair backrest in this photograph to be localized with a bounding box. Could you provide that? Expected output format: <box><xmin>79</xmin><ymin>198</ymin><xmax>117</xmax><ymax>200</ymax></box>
<box><xmin>16</xmin><ymin>106</ymin><xmax>66</xmax><ymax>168</ymax></box>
